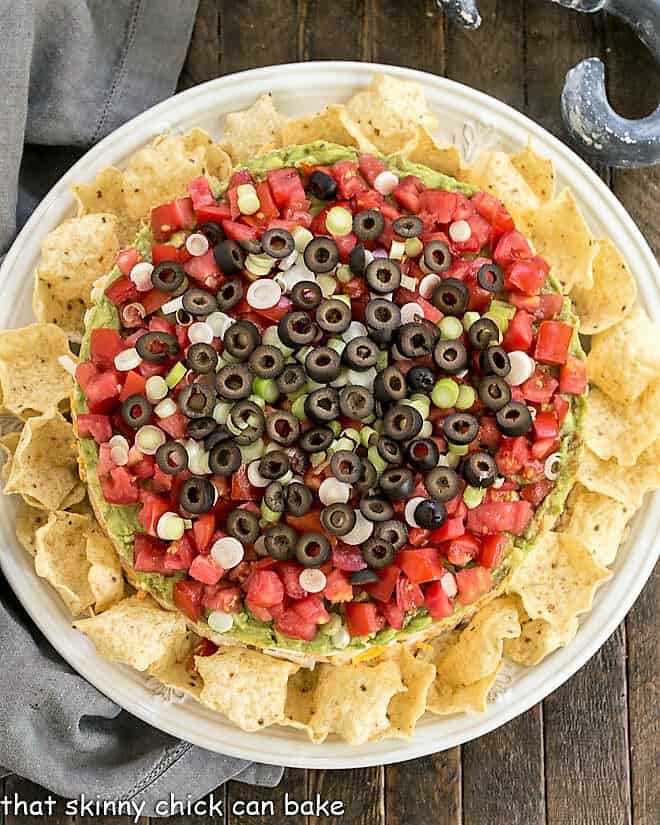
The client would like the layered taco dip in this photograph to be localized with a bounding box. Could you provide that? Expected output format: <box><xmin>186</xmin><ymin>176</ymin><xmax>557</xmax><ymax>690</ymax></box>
<box><xmin>2</xmin><ymin>74</ymin><xmax>658</xmax><ymax>743</ymax></box>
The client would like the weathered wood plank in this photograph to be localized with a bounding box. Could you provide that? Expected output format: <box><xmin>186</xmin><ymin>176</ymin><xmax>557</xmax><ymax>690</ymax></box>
<box><xmin>218</xmin><ymin>0</ymin><xmax>300</xmax><ymax>73</ymax></box>
<box><xmin>544</xmin><ymin>623</ymin><xmax>631</xmax><ymax>825</ymax></box>
<box><xmin>386</xmin><ymin>750</ymin><xmax>461</xmax><ymax>825</ymax></box>
<box><xmin>371</xmin><ymin>0</ymin><xmax>445</xmax><ymax>74</ymax></box>
<box><xmin>301</xmin><ymin>0</ymin><xmax>366</xmax><ymax>61</ymax></box>
<box><xmin>227</xmin><ymin>768</ymin><xmax>306</xmax><ymax>825</ymax></box>
<box><xmin>178</xmin><ymin>0</ymin><xmax>221</xmax><ymax>91</ymax></box>
<box><xmin>1</xmin><ymin>776</ymin><xmax>72</xmax><ymax>825</ymax></box>
<box><xmin>308</xmin><ymin>767</ymin><xmax>384</xmax><ymax>825</ymax></box>
<box><xmin>165</xmin><ymin>785</ymin><xmax>226</xmax><ymax>825</ymax></box>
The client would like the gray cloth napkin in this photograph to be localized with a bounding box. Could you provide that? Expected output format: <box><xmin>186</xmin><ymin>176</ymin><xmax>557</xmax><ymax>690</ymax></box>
<box><xmin>0</xmin><ymin>0</ymin><xmax>282</xmax><ymax>812</ymax></box>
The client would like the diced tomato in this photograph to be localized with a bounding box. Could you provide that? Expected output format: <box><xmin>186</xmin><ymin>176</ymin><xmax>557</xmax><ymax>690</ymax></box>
<box><xmin>118</xmin><ymin>370</ymin><xmax>146</xmax><ymax>402</ymax></box>
<box><xmin>82</xmin><ymin>368</ymin><xmax>121</xmax><ymax>413</ymax></box>
<box><xmin>267</xmin><ymin>168</ymin><xmax>308</xmax><ymax>210</ymax></box>
<box><xmin>193</xmin><ymin>512</ymin><xmax>216</xmax><ymax>554</ymax></box>
<box><xmin>496</xmin><ymin>436</ymin><xmax>532</xmax><ymax>475</ymax></box>
<box><xmin>202</xmin><ymin>583</ymin><xmax>242</xmax><ymax>613</ymax></box>
<box><xmin>252</xmin><ymin>295</ymin><xmax>293</xmax><ymax>323</ymax></box>
<box><xmin>116</xmin><ymin>247</ymin><xmax>140</xmax><ymax>277</ymax></box>
<box><xmin>221</xmin><ymin>219</ymin><xmax>259</xmax><ymax>245</ymax></box>
<box><xmin>244</xmin><ymin>600</ymin><xmax>272</xmax><ymax>622</ymax></box>
<box><xmin>323</xmin><ymin>569</ymin><xmax>354</xmax><ymax>603</ymax></box>
<box><xmin>151</xmin><ymin>243</ymin><xmax>181</xmax><ymax>265</ymax></box>
<box><xmin>446</xmin><ymin>534</ymin><xmax>481</xmax><ymax>567</ymax></box>
<box><xmin>75</xmin><ymin>413</ymin><xmax>112</xmax><ymax>443</ymax></box>
<box><xmin>381</xmin><ymin>600</ymin><xmax>405</xmax><ymax>630</ymax></box>
<box><xmin>133</xmin><ymin>535</ymin><xmax>168</xmax><ymax>573</ymax></box>
<box><xmin>493</xmin><ymin>230</ymin><xmax>532</xmax><ymax>268</ymax></box>
<box><xmin>173</xmin><ymin>580</ymin><xmax>204</xmax><ymax>622</ymax></box>
<box><xmin>105</xmin><ymin>276</ymin><xmax>138</xmax><ymax>306</ymax></box>
<box><xmin>277</xmin><ymin>560</ymin><xmax>306</xmax><ymax>599</ymax></box>
<box><xmin>345</xmin><ymin>602</ymin><xmax>381</xmax><ymax>637</ymax></box>
<box><xmin>358</xmin><ymin>154</ymin><xmax>387</xmax><ymax>186</ymax></box>
<box><xmin>559</xmin><ymin>355</ymin><xmax>587</xmax><ymax>395</ymax></box>
<box><xmin>246</xmin><ymin>569</ymin><xmax>284</xmax><ymax>608</ymax></box>
<box><xmin>162</xmin><ymin>534</ymin><xmax>196</xmax><ymax>572</ymax></box>
<box><xmin>137</xmin><ymin>491</ymin><xmax>170</xmax><ymax>536</ymax></box>
<box><xmin>505</xmin><ymin>256</ymin><xmax>549</xmax><ymax>295</ymax></box>
<box><xmin>520</xmin><ymin>478</ymin><xmax>554</xmax><ymax>506</ymax></box>
<box><xmin>502</xmin><ymin>310</ymin><xmax>533</xmax><ymax>352</ymax></box>
<box><xmin>478</xmin><ymin>415</ymin><xmax>502</xmax><ymax>450</ymax></box>
<box><xmin>521</xmin><ymin>369</ymin><xmax>559</xmax><ymax>404</ymax></box>
<box><xmin>285</xmin><ymin>509</ymin><xmax>324</xmax><ymax>534</ymax></box>
<box><xmin>275</xmin><ymin>610</ymin><xmax>317</xmax><ymax>641</ymax></box>
<box><xmin>333</xmin><ymin>232</ymin><xmax>357</xmax><ymax>263</ymax></box>
<box><xmin>424</xmin><ymin>581</ymin><xmax>455</xmax><ymax>619</ymax></box>
<box><xmin>538</xmin><ymin>292</ymin><xmax>563</xmax><ymax>320</ymax></box>
<box><xmin>195</xmin><ymin>203</ymin><xmax>232</xmax><ymax>225</ymax></box>
<box><xmin>132</xmin><ymin>455</ymin><xmax>156</xmax><ymax>480</ymax></box>
<box><xmin>418</xmin><ymin>189</ymin><xmax>457</xmax><ymax>225</ymax></box>
<box><xmin>508</xmin><ymin>292</ymin><xmax>541</xmax><ymax>313</ymax></box>
<box><xmin>392</xmin><ymin>175</ymin><xmax>423</xmax><ymax>212</ymax></box>
<box><xmin>472</xmin><ymin>191</ymin><xmax>515</xmax><ymax>243</ymax></box>
<box><xmin>480</xmin><ymin>532</ymin><xmax>508</xmax><ymax>569</ymax></box>
<box><xmin>342</xmin><ymin>276</ymin><xmax>368</xmax><ymax>302</ymax></box>
<box><xmin>455</xmin><ymin>566</ymin><xmax>492</xmax><ymax>605</ymax></box>
<box><xmin>406</xmin><ymin>527</ymin><xmax>431</xmax><ymax>547</ymax></box>
<box><xmin>363</xmin><ymin>565</ymin><xmax>401</xmax><ymax>603</ymax></box>
<box><xmin>188</xmin><ymin>553</ymin><xmax>224</xmax><ymax>585</ymax></box>
<box><xmin>398</xmin><ymin>547</ymin><xmax>444</xmax><ymax>584</ymax></box>
<box><xmin>395</xmin><ymin>575</ymin><xmax>425</xmax><ymax>612</ymax></box>
<box><xmin>553</xmin><ymin>394</ymin><xmax>570</xmax><ymax>425</ymax></box>
<box><xmin>533</xmin><ymin>411</ymin><xmax>559</xmax><ymax>440</ymax></box>
<box><xmin>534</xmin><ymin>321</ymin><xmax>573</xmax><ymax>365</ymax></box>
<box><xmin>291</xmin><ymin>595</ymin><xmax>330</xmax><ymax>626</ymax></box>
<box><xmin>99</xmin><ymin>466</ymin><xmax>139</xmax><ymax>505</ymax></box>
<box><xmin>141</xmin><ymin>288</ymin><xmax>172</xmax><ymax>315</ymax></box>
<box><xmin>429</xmin><ymin>518</ymin><xmax>465</xmax><ymax>544</ymax></box>
<box><xmin>466</xmin><ymin>500</ymin><xmax>534</xmax><ymax>536</ymax></box>
<box><xmin>183</xmin><ymin>249</ymin><xmax>220</xmax><ymax>284</ymax></box>
<box><xmin>330</xmin><ymin>160</ymin><xmax>367</xmax><ymax>200</ymax></box>
<box><xmin>229</xmin><ymin>464</ymin><xmax>260</xmax><ymax>501</ymax></box>
<box><xmin>151</xmin><ymin>197</ymin><xmax>196</xmax><ymax>242</ymax></box>
<box><xmin>187</xmin><ymin>175</ymin><xmax>216</xmax><ymax>210</ymax></box>
<box><xmin>331</xmin><ymin>542</ymin><xmax>367</xmax><ymax>572</ymax></box>
<box><xmin>531</xmin><ymin>437</ymin><xmax>560</xmax><ymax>461</ymax></box>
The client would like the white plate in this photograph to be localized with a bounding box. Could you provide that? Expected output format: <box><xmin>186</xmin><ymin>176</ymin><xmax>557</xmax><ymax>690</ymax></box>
<box><xmin>1</xmin><ymin>62</ymin><xmax>658</xmax><ymax>769</ymax></box>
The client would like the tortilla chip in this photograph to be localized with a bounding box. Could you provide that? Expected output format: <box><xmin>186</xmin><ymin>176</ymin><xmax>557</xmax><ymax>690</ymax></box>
<box><xmin>86</xmin><ymin>531</ymin><xmax>124</xmax><ymax>612</ymax></box>
<box><xmin>34</xmin><ymin>511</ymin><xmax>94</xmax><ymax>616</ymax></box>
<box><xmin>15</xmin><ymin>502</ymin><xmax>48</xmax><ymax>556</ymax></box>
<box><xmin>221</xmin><ymin>94</ymin><xmax>284</xmax><ymax>164</ymax></box>
<box><xmin>393</xmin><ymin>124</ymin><xmax>463</xmax><ymax>177</ymax></box>
<box><xmin>0</xmin><ymin>324</ymin><xmax>73</xmax><ymax>418</ymax></box>
<box><xmin>0</xmin><ymin>430</ymin><xmax>20</xmax><ymax>483</ymax></box>
<box><xmin>196</xmin><ymin>648</ymin><xmax>297</xmax><ymax>732</ymax></box>
<box><xmin>154</xmin><ymin>659</ymin><xmax>203</xmax><ymax>701</ymax></box>
<box><xmin>182</xmin><ymin>127</ymin><xmax>232</xmax><ymax>182</ymax></box>
<box><xmin>577</xmin><ymin>446</ymin><xmax>660</xmax><ymax>510</ymax></box>
<box><xmin>74</xmin><ymin>594</ymin><xmax>190</xmax><ymax>673</ymax></box>
<box><xmin>571</xmin><ymin>239</ymin><xmax>636</xmax><ymax>334</ymax></box>
<box><xmin>587</xmin><ymin>305</ymin><xmax>660</xmax><ymax>404</ymax></box>
<box><xmin>283</xmin><ymin>667</ymin><xmax>318</xmax><ymax>731</ymax></box>
<box><xmin>282</xmin><ymin>105</ymin><xmax>376</xmax><ymax>153</ymax></box>
<box><xmin>510</xmin><ymin>143</ymin><xmax>555</xmax><ymax>203</ymax></box>
<box><xmin>464</xmin><ymin>150</ymin><xmax>539</xmax><ymax>224</ymax></box>
<box><xmin>521</xmin><ymin>189</ymin><xmax>599</xmax><ymax>292</ymax></box>
<box><xmin>307</xmin><ymin>659</ymin><xmax>404</xmax><ymax>744</ymax></box>
<box><xmin>71</xmin><ymin>167</ymin><xmax>137</xmax><ymax>247</ymax></box>
<box><xmin>508</xmin><ymin>532</ymin><xmax>610</xmax><ymax>628</ymax></box>
<box><xmin>33</xmin><ymin>215</ymin><xmax>120</xmax><ymax>333</ymax></box>
<box><xmin>560</xmin><ymin>484</ymin><xmax>632</xmax><ymax>567</ymax></box>
<box><xmin>382</xmin><ymin>646</ymin><xmax>435</xmax><ymax>739</ymax></box>
<box><xmin>583</xmin><ymin>385</ymin><xmax>660</xmax><ymax>467</ymax></box>
<box><xmin>504</xmin><ymin>598</ymin><xmax>578</xmax><ymax>666</ymax></box>
<box><xmin>345</xmin><ymin>74</ymin><xmax>438</xmax><ymax>155</ymax></box>
<box><xmin>640</xmin><ymin>439</ymin><xmax>660</xmax><ymax>468</ymax></box>
<box><xmin>4</xmin><ymin>411</ymin><xmax>81</xmax><ymax>511</ymax></box>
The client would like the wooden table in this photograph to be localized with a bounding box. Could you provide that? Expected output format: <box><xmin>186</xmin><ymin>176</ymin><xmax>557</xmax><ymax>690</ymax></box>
<box><xmin>3</xmin><ymin>2</ymin><xmax>658</xmax><ymax>823</ymax></box>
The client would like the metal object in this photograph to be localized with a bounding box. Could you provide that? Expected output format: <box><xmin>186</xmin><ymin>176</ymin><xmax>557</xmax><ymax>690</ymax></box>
<box><xmin>437</xmin><ymin>0</ymin><xmax>660</xmax><ymax>167</ymax></box>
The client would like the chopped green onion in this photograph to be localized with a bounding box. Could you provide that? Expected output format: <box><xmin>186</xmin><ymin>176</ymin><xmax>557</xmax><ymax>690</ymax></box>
<box><xmin>239</xmin><ymin>438</ymin><xmax>265</xmax><ymax>462</ymax></box>
<box><xmin>336</xmin><ymin>264</ymin><xmax>352</xmax><ymax>283</ymax></box>
<box><xmin>376</xmin><ymin>349</ymin><xmax>389</xmax><ymax>372</ymax></box>
<box><xmin>291</xmin><ymin>394</ymin><xmax>308</xmax><ymax>421</ymax></box>
<box><xmin>403</xmin><ymin>396</ymin><xmax>430</xmax><ymax>419</ymax></box>
<box><xmin>448</xmin><ymin>442</ymin><xmax>469</xmax><ymax>456</ymax></box>
<box><xmin>319</xmin><ymin>613</ymin><xmax>343</xmax><ymax>635</ymax></box>
<box><xmin>236</xmin><ymin>183</ymin><xmax>257</xmax><ymax>198</ymax></box>
<box><xmin>389</xmin><ymin>240</ymin><xmax>406</xmax><ymax>260</ymax></box>
<box><xmin>213</xmin><ymin>401</ymin><xmax>232</xmax><ymax>424</ymax></box>
<box><xmin>367</xmin><ymin>444</ymin><xmax>389</xmax><ymax>475</ymax></box>
<box><xmin>342</xmin><ymin>427</ymin><xmax>361</xmax><ymax>444</ymax></box>
<box><xmin>431</xmin><ymin>378</ymin><xmax>460</xmax><ymax>409</ymax></box>
<box><xmin>245</xmin><ymin>253</ymin><xmax>275</xmax><ymax>277</ymax></box>
<box><xmin>260</xmin><ymin>501</ymin><xmax>282</xmax><ymax>523</ymax></box>
<box><xmin>419</xmin><ymin>419</ymin><xmax>433</xmax><ymax>438</ymax></box>
<box><xmin>455</xmin><ymin>385</ymin><xmax>476</xmax><ymax>410</ymax></box>
<box><xmin>462</xmin><ymin>311</ymin><xmax>480</xmax><ymax>331</ymax></box>
<box><xmin>317</xmin><ymin>274</ymin><xmax>337</xmax><ymax>297</ymax></box>
<box><xmin>252</xmin><ymin>377</ymin><xmax>279</xmax><ymax>403</ymax></box>
<box><xmin>404</xmin><ymin>237</ymin><xmax>423</xmax><ymax>258</ymax></box>
<box><xmin>360</xmin><ymin>426</ymin><xmax>378</xmax><ymax>448</ymax></box>
<box><xmin>329</xmin><ymin>437</ymin><xmax>356</xmax><ymax>456</ymax></box>
<box><xmin>326</xmin><ymin>206</ymin><xmax>353</xmax><ymax>237</ymax></box>
<box><xmin>248</xmin><ymin>393</ymin><xmax>266</xmax><ymax>409</ymax></box>
<box><xmin>334</xmin><ymin>293</ymin><xmax>351</xmax><ymax>307</ymax></box>
<box><xmin>463</xmin><ymin>485</ymin><xmax>486</xmax><ymax>509</ymax></box>
<box><xmin>295</xmin><ymin>345</ymin><xmax>313</xmax><ymax>364</ymax></box>
<box><xmin>400</xmin><ymin>273</ymin><xmax>418</xmax><ymax>291</ymax></box>
<box><xmin>262</xmin><ymin>325</ymin><xmax>294</xmax><ymax>357</ymax></box>
<box><xmin>165</xmin><ymin>362</ymin><xmax>186</xmax><ymax>388</ymax></box>
<box><xmin>439</xmin><ymin>316</ymin><xmax>464</xmax><ymax>339</ymax></box>
<box><xmin>237</xmin><ymin>192</ymin><xmax>260</xmax><ymax>216</ymax></box>
<box><xmin>328</xmin><ymin>420</ymin><xmax>342</xmax><ymax>437</ymax></box>
<box><xmin>491</xmin><ymin>299</ymin><xmax>516</xmax><ymax>321</ymax></box>
<box><xmin>437</xmin><ymin>451</ymin><xmax>460</xmax><ymax>468</ymax></box>
<box><xmin>327</xmin><ymin>337</ymin><xmax>346</xmax><ymax>355</ymax></box>
<box><xmin>293</xmin><ymin>227</ymin><xmax>313</xmax><ymax>252</ymax></box>
<box><xmin>310</xmin><ymin>450</ymin><xmax>327</xmax><ymax>468</ymax></box>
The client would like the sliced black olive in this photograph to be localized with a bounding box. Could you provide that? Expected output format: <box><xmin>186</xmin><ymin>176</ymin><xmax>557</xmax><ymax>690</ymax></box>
<box><xmin>151</xmin><ymin>261</ymin><xmax>186</xmax><ymax>293</ymax></box>
<box><xmin>298</xmin><ymin>426</ymin><xmax>334</xmax><ymax>453</ymax></box>
<box><xmin>379</xmin><ymin>467</ymin><xmax>414</xmax><ymax>501</ymax></box>
<box><xmin>214</xmin><ymin>239</ymin><xmax>245</xmax><ymax>274</ymax></box>
<box><xmin>303</xmin><ymin>236</ymin><xmax>339</xmax><ymax>273</ymax></box>
<box><xmin>365</xmin><ymin>258</ymin><xmax>401</xmax><ymax>294</ymax></box>
<box><xmin>285</xmin><ymin>481</ymin><xmax>314</xmax><ymax>516</ymax></box>
<box><xmin>290</xmin><ymin>280</ymin><xmax>322</xmax><ymax>311</ymax></box>
<box><xmin>264</xmin><ymin>523</ymin><xmax>298</xmax><ymax>560</ymax></box>
<box><xmin>477</xmin><ymin>262</ymin><xmax>504</xmax><ymax>293</ymax></box>
<box><xmin>277</xmin><ymin>363</ymin><xmax>306</xmax><ymax>395</ymax></box>
<box><xmin>305</xmin><ymin>387</ymin><xmax>339</xmax><ymax>424</ymax></box>
<box><xmin>309</xmin><ymin>169</ymin><xmax>337</xmax><ymax>200</ymax></box>
<box><xmin>175</xmin><ymin>308</ymin><xmax>193</xmax><ymax>327</ymax></box>
<box><xmin>364</xmin><ymin>298</ymin><xmax>401</xmax><ymax>343</ymax></box>
<box><xmin>239</xmin><ymin>236</ymin><xmax>263</xmax><ymax>254</ymax></box>
<box><xmin>263</xmin><ymin>480</ymin><xmax>285</xmax><ymax>513</ymax></box>
<box><xmin>353</xmin><ymin>209</ymin><xmax>385</xmax><ymax>242</ymax></box>
<box><xmin>178</xmin><ymin>383</ymin><xmax>216</xmax><ymax>418</ymax></box>
<box><xmin>468</xmin><ymin>317</ymin><xmax>500</xmax><ymax>350</ymax></box>
<box><xmin>414</xmin><ymin>498</ymin><xmax>447</xmax><ymax>529</ymax></box>
<box><xmin>320</xmin><ymin>503</ymin><xmax>356</xmax><ymax>537</ymax></box>
<box><xmin>315</xmin><ymin>299</ymin><xmax>351</xmax><ymax>334</ymax></box>
<box><xmin>374</xmin><ymin>365</ymin><xmax>407</xmax><ymax>403</ymax></box>
<box><xmin>496</xmin><ymin>401</ymin><xmax>533</xmax><ymax>436</ymax></box>
<box><xmin>342</xmin><ymin>336</ymin><xmax>379</xmax><ymax>371</ymax></box>
<box><xmin>425</xmin><ymin>467</ymin><xmax>461</xmax><ymax>502</ymax></box>
<box><xmin>462</xmin><ymin>451</ymin><xmax>498</xmax><ymax>488</ymax></box>
<box><xmin>261</xmin><ymin>227</ymin><xmax>295</xmax><ymax>259</ymax></box>
<box><xmin>155</xmin><ymin>441</ymin><xmax>189</xmax><ymax>475</ymax></box>
<box><xmin>480</xmin><ymin>346</ymin><xmax>511</xmax><ymax>378</ymax></box>
<box><xmin>374</xmin><ymin>519</ymin><xmax>408</xmax><ymax>551</ymax></box>
<box><xmin>259</xmin><ymin>449</ymin><xmax>290</xmax><ymax>480</ymax></box>
<box><xmin>359</xmin><ymin>496</ymin><xmax>394</xmax><ymax>523</ymax></box>
<box><xmin>223</xmin><ymin>320</ymin><xmax>260</xmax><ymax>361</ymax></box>
<box><xmin>186</xmin><ymin>416</ymin><xmax>216</xmax><ymax>440</ymax></box>
<box><xmin>350</xmin><ymin>568</ymin><xmax>380</xmax><ymax>585</ymax></box>
<box><xmin>383</xmin><ymin>404</ymin><xmax>423</xmax><ymax>441</ymax></box>
<box><xmin>406</xmin><ymin>438</ymin><xmax>440</xmax><ymax>472</ymax></box>
<box><xmin>198</xmin><ymin>221</ymin><xmax>224</xmax><ymax>246</ymax></box>
<box><xmin>226</xmin><ymin>509</ymin><xmax>260</xmax><ymax>544</ymax></box>
<box><xmin>338</xmin><ymin>385</ymin><xmax>374</xmax><ymax>421</ymax></box>
<box><xmin>406</xmin><ymin>365</ymin><xmax>435</xmax><ymax>393</ymax></box>
<box><xmin>396</xmin><ymin>322</ymin><xmax>437</xmax><ymax>358</ymax></box>
<box><xmin>330</xmin><ymin>450</ymin><xmax>362</xmax><ymax>484</ymax></box>
<box><xmin>216</xmin><ymin>279</ymin><xmax>244</xmax><ymax>311</ymax></box>
<box><xmin>305</xmin><ymin>346</ymin><xmax>341</xmax><ymax>383</ymax></box>
<box><xmin>186</xmin><ymin>342</ymin><xmax>218</xmax><ymax>374</ymax></box>
<box><xmin>204</xmin><ymin>426</ymin><xmax>233</xmax><ymax>451</ymax></box>
<box><xmin>249</xmin><ymin>344</ymin><xmax>285</xmax><ymax>379</ymax></box>
<box><xmin>349</xmin><ymin>243</ymin><xmax>367</xmax><ymax>276</ymax></box>
<box><xmin>208</xmin><ymin>440</ymin><xmax>242</xmax><ymax>476</ymax></box>
<box><xmin>362</xmin><ymin>537</ymin><xmax>395</xmax><ymax>569</ymax></box>
<box><xmin>295</xmin><ymin>532</ymin><xmax>331</xmax><ymax>568</ymax></box>
<box><xmin>287</xmin><ymin>445</ymin><xmax>309</xmax><ymax>476</ymax></box>
<box><xmin>478</xmin><ymin>375</ymin><xmax>511</xmax><ymax>411</ymax></box>
<box><xmin>266</xmin><ymin>410</ymin><xmax>300</xmax><ymax>446</ymax></box>
<box><xmin>179</xmin><ymin>477</ymin><xmax>215</xmax><ymax>515</ymax></box>
<box><xmin>392</xmin><ymin>215</ymin><xmax>424</xmax><ymax>238</ymax></box>
<box><xmin>423</xmin><ymin>239</ymin><xmax>452</xmax><ymax>273</ymax></box>
<box><xmin>377</xmin><ymin>435</ymin><xmax>403</xmax><ymax>465</ymax></box>
<box><xmin>228</xmin><ymin>400</ymin><xmax>265</xmax><ymax>445</ymax></box>
<box><xmin>432</xmin><ymin>278</ymin><xmax>469</xmax><ymax>316</ymax></box>
<box><xmin>356</xmin><ymin>458</ymin><xmax>378</xmax><ymax>494</ymax></box>
<box><xmin>442</xmin><ymin>412</ymin><xmax>480</xmax><ymax>445</ymax></box>
<box><xmin>278</xmin><ymin>311</ymin><xmax>317</xmax><ymax>348</ymax></box>
<box><xmin>182</xmin><ymin>288</ymin><xmax>217</xmax><ymax>316</ymax></box>
<box><xmin>120</xmin><ymin>394</ymin><xmax>152</xmax><ymax>429</ymax></box>
<box><xmin>215</xmin><ymin>363</ymin><xmax>253</xmax><ymax>401</ymax></box>
<box><xmin>433</xmin><ymin>339</ymin><xmax>468</xmax><ymax>375</ymax></box>
<box><xmin>136</xmin><ymin>331</ymin><xmax>179</xmax><ymax>363</ymax></box>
